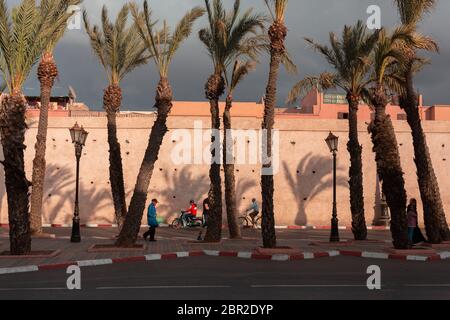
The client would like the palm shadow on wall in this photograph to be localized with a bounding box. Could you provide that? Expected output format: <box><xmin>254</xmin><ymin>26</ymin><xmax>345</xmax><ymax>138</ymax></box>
<box><xmin>235</xmin><ymin>177</ymin><xmax>258</xmax><ymax>213</ymax></box>
<box><xmin>156</xmin><ymin>167</ymin><xmax>209</xmax><ymax>222</ymax></box>
<box><xmin>44</xmin><ymin>163</ymin><xmax>111</xmax><ymax>224</ymax></box>
<box><xmin>283</xmin><ymin>153</ymin><xmax>347</xmax><ymax>226</ymax></box>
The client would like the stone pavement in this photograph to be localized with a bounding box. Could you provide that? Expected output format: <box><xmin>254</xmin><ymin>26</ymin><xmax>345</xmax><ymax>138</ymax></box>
<box><xmin>0</xmin><ymin>227</ymin><xmax>449</xmax><ymax>269</ymax></box>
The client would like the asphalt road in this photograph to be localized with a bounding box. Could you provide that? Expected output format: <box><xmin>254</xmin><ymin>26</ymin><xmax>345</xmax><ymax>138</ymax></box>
<box><xmin>1</xmin><ymin>256</ymin><xmax>450</xmax><ymax>300</ymax></box>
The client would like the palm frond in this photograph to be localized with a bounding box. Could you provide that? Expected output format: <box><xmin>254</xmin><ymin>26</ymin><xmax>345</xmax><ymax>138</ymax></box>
<box><xmin>304</xmin><ymin>21</ymin><xmax>379</xmax><ymax>97</ymax></box>
<box><xmin>0</xmin><ymin>78</ymin><xmax>6</xmax><ymax>93</ymax></box>
<box><xmin>239</xmin><ymin>34</ymin><xmax>297</xmax><ymax>75</ymax></box>
<box><xmin>264</xmin><ymin>0</ymin><xmax>288</xmax><ymax>21</ymax></box>
<box><xmin>287</xmin><ymin>72</ymin><xmax>336</xmax><ymax>105</ymax></box>
<box><xmin>200</xmin><ymin>0</ymin><xmax>267</xmax><ymax>75</ymax></box>
<box><xmin>229</xmin><ymin>59</ymin><xmax>256</xmax><ymax>92</ymax></box>
<box><xmin>41</xmin><ymin>0</ymin><xmax>83</xmax><ymax>51</ymax></box>
<box><xmin>0</xmin><ymin>0</ymin><xmax>59</xmax><ymax>92</ymax></box>
<box><xmin>393</xmin><ymin>0</ymin><xmax>436</xmax><ymax>27</ymax></box>
<box><xmin>84</xmin><ymin>3</ymin><xmax>150</xmax><ymax>85</ymax></box>
<box><xmin>131</xmin><ymin>1</ymin><xmax>202</xmax><ymax>77</ymax></box>
<box><xmin>167</xmin><ymin>7</ymin><xmax>205</xmax><ymax>64</ymax></box>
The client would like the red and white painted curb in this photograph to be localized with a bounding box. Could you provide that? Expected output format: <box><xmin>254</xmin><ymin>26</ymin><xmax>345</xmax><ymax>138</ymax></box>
<box><xmin>340</xmin><ymin>250</ymin><xmax>450</xmax><ymax>262</ymax></box>
<box><xmin>0</xmin><ymin>224</ymin><xmax>390</xmax><ymax>230</ymax></box>
<box><xmin>0</xmin><ymin>250</ymin><xmax>337</xmax><ymax>275</ymax></box>
<box><xmin>1</xmin><ymin>249</ymin><xmax>448</xmax><ymax>276</ymax></box>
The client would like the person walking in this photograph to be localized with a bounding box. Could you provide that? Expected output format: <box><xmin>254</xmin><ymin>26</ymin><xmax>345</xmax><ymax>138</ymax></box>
<box><xmin>197</xmin><ymin>197</ymin><xmax>210</xmax><ymax>241</ymax></box>
<box><xmin>407</xmin><ymin>199</ymin><xmax>418</xmax><ymax>247</ymax></box>
<box><xmin>143</xmin><ymin>199</ymin><xmax>159</xmax><ymax>242</ymax></box>
<box><xmin>202</xmin><ymin>197</ymin><xmax>210</xmax><ymax>228</ymax></box>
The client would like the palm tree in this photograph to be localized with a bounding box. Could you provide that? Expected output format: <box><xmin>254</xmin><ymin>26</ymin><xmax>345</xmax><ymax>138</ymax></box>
<box><xmin>393</xmin><ymin>0</ymin><xmax>449</xmax><ymax>243</ymax></box>
<box><xmin>115</xmin><ymin>1</ymin><xmax>204</xmax><ymax>247</ymax></box>
<box><xmin>30</xmin><ymin>0</ymin><xmax>82</xmax><ymax>236</ymax></box>
<box><xmin>364</xmin><ymin>26</ymin><xmax>419</xmax><ymax>249</ymax></box>
<box><xmin>0</xmin><ymin>0</ymin><xmax>62</xmax><ymax>254</ymax></box>
<box><xmin>199</xmin><ymin>0</ymin><xmax>265</xmax><ymax>242</ymax></box>
<box><xmin>83</xmin><ymin>4</ymin><xmax>149</xmax><ymax>231</ymax></box>
<box><xmin>259</xmin><ymin>0</ymin><xmax>289</xmax><ymax>248</ymax></box>
<box><xmin>291</xmin><ymin>21</ymin><xmax>380</xmax><ymax>241</ymax></box>
<box><xmin>223</xmin><ymin>60</ymin><xmax>256</xmax><ymax>239</ymax></box>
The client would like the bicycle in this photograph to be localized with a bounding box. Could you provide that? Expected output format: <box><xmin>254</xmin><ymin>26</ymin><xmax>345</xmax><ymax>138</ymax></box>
<box><xmin>238</xmin><ymin>212</ymin><xmax>261</xmax><ymax>229</ymax></box>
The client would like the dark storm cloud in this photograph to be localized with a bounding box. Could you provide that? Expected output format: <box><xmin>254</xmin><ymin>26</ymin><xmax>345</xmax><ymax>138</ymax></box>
<box><xmin>6</xmin><ymin>0</ymin><xmax>450</xmax><ymax>110</ymax></box>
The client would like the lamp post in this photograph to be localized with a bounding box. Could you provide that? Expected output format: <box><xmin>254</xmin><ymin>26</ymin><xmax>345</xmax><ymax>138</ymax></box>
<box><xmin>69</xmin><ymin>122</ymin><xmax>88</xmax><ymax>243</ymax></box>
<box><xmin>325</xmin><ymin>132</ymin><xmax>340</xmax><ymax>242</ymax></box>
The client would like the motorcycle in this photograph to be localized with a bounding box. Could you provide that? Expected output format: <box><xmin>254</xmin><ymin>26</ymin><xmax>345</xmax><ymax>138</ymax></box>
<box><xmin>171</xmin><ymin>211</ymin><xmax>204</xmax><ymax>229</ymax></box>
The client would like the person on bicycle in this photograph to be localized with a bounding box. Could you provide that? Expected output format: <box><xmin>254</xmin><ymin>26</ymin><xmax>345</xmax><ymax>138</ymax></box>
<box><xmin>246</xmin><ymin>198</ymin><xmax>259</xmax><ymax>225</ymax></box>
<box><xmin>182</xmin><ymin>200</ymin><xmax>198</xmax><ymax>227</ymax></box>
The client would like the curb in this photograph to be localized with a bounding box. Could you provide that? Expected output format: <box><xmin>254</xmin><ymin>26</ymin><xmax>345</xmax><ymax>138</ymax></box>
<box><xmin>0</xmin><ymin>250</ymin><xmax>337</xmax><ymax>276</ymax></box>
<box><xmin>1</xmin><ymin>249</ymin><xmax>448</xmax><ymax>276</ymax></box>
<box><xmin>0</xmin><ymin>224</ymin><xmax>390</xmax><ymax>230</ymax></box>
<box><xmin>340</xmin><ymin>250</ymin><xmax>450</xmax><ymax>262</ymax></box>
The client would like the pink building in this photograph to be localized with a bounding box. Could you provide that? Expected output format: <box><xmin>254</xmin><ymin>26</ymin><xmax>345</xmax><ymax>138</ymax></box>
<box><xmin>22</xmin><ymin>89</ymin><xmax>450</xmax><ymax>121</ymax></box>
<box><xmin>275</xmin><ymin>89</ymin><xmax>450</xmax><ymax>121</ymax></box>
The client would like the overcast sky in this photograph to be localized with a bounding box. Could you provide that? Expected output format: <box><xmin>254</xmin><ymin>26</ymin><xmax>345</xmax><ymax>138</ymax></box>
<box><xmin>7</xmin><ymin>0</ymin><xmax>450</xmax><ymax>110</ymax></box>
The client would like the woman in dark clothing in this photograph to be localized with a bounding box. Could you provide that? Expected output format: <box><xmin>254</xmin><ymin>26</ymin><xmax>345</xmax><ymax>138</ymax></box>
<box><xmin>407</xmin><ymin>198</ymin><xmax>427</xmax><ymax>246</ymax></box>
<box><xmin>202</xmin><ymin>197</ymin><xmax>210</xmax><ymax>228</ymax></box>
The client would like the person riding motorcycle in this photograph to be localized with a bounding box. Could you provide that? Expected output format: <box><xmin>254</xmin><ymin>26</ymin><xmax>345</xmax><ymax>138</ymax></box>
<box><xmin>181</xmin><ymin>200</ymin><xmax>198</xmax><ymax>227</ymax></box>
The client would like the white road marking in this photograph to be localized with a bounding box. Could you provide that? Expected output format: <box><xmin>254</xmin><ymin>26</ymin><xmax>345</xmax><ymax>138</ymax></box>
<box><xmin>404</xmin><ymin>284</ymin><xmax>450</xmax><ymax>287</ymax></box>
<box><xmin>96</xmin><ymin>285</ymin><xmax>232</xmax><ymax>290</ymax></box>
<box><xmin>251</xmin><ymin>284</ymin><xmax>369</xmax><ymax>288</ymax></box>
<box><xmin>0</xmin><ymin>287</ymin><xmax>67</xmax><ymax>291</ymax></box>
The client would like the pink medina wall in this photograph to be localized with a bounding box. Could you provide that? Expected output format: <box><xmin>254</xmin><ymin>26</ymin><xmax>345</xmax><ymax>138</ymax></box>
<box><xmin>1</xmin><ymin>110</ymin><xmax>449</xmax><ymax>228</ymax></box>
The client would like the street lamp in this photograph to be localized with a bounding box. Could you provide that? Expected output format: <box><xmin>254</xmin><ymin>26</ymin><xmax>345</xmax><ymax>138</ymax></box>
<box><xmin>69</xmin><ymin>122</ymin><xmax>88</xmax><ymax>243</ymax></box>
<box><xmin>325</xmin><ymin>132</ymin><xmax>340</xmax><ymax>242</ymax></box>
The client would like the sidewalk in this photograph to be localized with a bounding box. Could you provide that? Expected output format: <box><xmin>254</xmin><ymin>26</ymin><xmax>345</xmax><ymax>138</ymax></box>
<box><xmin>1</xmin><ymin>227</ymin><xmax>449</xmax><ymax>272</ymax></box>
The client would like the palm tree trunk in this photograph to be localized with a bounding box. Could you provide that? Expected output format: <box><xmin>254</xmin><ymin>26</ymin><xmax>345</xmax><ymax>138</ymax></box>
<box><xmin>261</xmin><ymin>21</ymin><xmax>287</xmax><ymax>248</ymax></box>
<box><xmin>402</xmin><ymin>66</ymin><xmax>450</xmax><ymax>243</ymax></box>
<box><xmin>204</xmin><ymin>74</ymin><xmax>224</xmax><ymax>242</ymax></box>
<box><xmin>0</xmin><ymin>92</ymin><xmax>31</xmax><ymax>255</ymax></box>
<box><xmin>223</xmin><ymin>95</ymin><xmax>241</xmax><ymax>239</ymax></box>
<box><xmin>347</xmin><ymin>94</ymin><xmax>367</xmax><ymax>240</ymax></box>
<box><xmin>368</xmin><ymin>86</ymin><xmax>409</xmax><ymax>249</ymax></box>
<box><xmin>104</xmin><ymin>85</ymin><xmax>127</xmax><ymax>230</ymax></box>
<box><xmin>115</xmin><ymin>77</ymin><xmax>173</xmax><ymax>247</ymax></box>
<box><xmin>30</xmin><ymin>52</ymin><xmax>58</xmax><ymax>235</ymax></box>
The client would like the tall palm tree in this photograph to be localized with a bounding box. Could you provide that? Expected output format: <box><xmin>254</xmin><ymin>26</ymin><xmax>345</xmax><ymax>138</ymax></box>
<box><xmin>223</xmin><ymin>60</ymin><xmax>256</xmax><ymax>239</ymax></box>
<box><xmin>291</xmin><ymin>21</ymin><xmax>380</xmax><ymax>241</ymax></box>
<box><xmin>199</xmin><ymin>0</ymin><xmax>265</xmax><ymax>242</ymax></box>
<box><xmin>259</xmin><ymin>0</ymin><xmax>289</xmax><ymax>248</ymax></box>
<box><xmin>30</xmin><ymin>0</ymin><xmax>82</xmax><ymax>235</ymax></box>
<box><xmin>0</xmin><ymin>0</ymin><xmax>62</xmax><ymax>254</ymax></box>
<box><xmin>83</xmin><ymin>4</ymin><xmax>149</xmax><ymax>231</ymax></box>
<box><xmin>393</xmin><ymin>0</ymin><xmax>449</xmax><ymax>243</ymax></box>
<box><xmin>364</xmin><ymin>26</ymin><xmax>418</xmax><ymax>249</ymax></box>
<box><xmin>115</xmin><ymin>1</ymin><xmax>204</xmax><ymax>247</ymax></box>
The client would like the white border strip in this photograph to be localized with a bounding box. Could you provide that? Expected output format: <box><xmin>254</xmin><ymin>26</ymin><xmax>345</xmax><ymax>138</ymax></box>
<box><xmin>0</xmin><ymin>265</ymin><xmax>38</xmax><ymax>275</ymax></box>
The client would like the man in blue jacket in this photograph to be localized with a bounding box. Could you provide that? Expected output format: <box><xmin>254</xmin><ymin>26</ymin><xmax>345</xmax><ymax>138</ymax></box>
<box><xmin>143</xmin><ymin>199</ymin><xmax>159</xmax><ymax>242</ymax></box>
